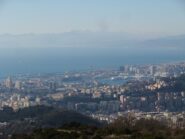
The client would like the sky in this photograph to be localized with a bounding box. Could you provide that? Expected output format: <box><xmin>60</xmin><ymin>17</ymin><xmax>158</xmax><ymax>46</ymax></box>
<box><xmin>0</xmin><ymin>0</ymin><xmax>185</xmax><ymax>36</ymax></box>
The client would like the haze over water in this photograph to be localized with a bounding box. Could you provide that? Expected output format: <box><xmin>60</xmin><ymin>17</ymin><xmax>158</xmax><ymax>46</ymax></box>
<box><xmin>0</xmin><ymin>45</ymin><xmax>185</xmax><ymax>77</ymax></box>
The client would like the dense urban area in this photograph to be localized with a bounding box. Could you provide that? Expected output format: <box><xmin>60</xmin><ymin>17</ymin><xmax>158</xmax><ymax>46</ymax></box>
<box><xmin>0</xmin><ymin>62</ymin><xmax>185</xmax><ymax>138</ymax></box>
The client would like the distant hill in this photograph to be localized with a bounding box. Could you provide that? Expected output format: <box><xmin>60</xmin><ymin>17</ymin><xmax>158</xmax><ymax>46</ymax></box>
<box><xmin>162</xmin><ymin>74</ymin><xmax>185</xmax><ymax>92</ymax></box>
<box><xmin>142</xmin><ymin>35</ymin><xmax>185</xmax><ymax>48</ymax></box>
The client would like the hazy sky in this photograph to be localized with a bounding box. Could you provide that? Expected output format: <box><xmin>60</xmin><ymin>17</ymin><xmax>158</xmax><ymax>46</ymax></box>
<box><xmin>0</xmin><ymin>0</ymin><xmax>185</xmax><ymax>36</ymax></box>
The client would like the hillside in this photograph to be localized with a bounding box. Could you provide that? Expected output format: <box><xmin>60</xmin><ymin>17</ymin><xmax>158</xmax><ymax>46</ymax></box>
<box><xmin>11</xmin><ymin>117</ymin><xmax>185</xmax><ymax>139</ymax></box>
<box><xmin>0</xmin><ymin>106</ymin><xmax>100</xmax><ymax>138</ymax></box>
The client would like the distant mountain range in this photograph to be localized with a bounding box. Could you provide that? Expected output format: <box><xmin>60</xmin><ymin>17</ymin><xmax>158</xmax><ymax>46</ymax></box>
<box><xmin>142</xmin><ymin>34</ymin><xmax>185</xmax><ymax>48</ymax></box>
<box><xmin>0</xmin><ymin>32</ymin><xmax>184</xmax><ymax>48</ymax></box>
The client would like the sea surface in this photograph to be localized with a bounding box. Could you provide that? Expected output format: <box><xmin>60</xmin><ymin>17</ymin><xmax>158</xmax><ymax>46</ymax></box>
<box><xmin>0</xmin><ymin>46</ymin><xmax>185</xmax><ymax>78</ymax></box>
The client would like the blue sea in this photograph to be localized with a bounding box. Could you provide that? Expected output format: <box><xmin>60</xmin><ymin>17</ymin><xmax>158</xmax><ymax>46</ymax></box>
<box><xmin>0</xmin><ymin>46</ymin><xmax>185</xmax><ymax>77</ymax></box>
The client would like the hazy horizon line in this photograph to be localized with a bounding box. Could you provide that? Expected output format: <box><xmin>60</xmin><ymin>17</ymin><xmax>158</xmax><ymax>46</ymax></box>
<box><xmin>0</xmin><ymin>31</ymin><xmax>184</xmax><ymax>41</ymax></box>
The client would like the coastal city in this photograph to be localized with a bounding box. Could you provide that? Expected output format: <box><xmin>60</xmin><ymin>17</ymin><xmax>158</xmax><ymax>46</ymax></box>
<box><xmin>0</xmin><ymin>1</ymin><xmax>184</xmax><ymax>138</ymax></box>
<box><xmin>0</xmin><ymin>62</ymin><xmax>185</xmax><ymax>129</ymax></box>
